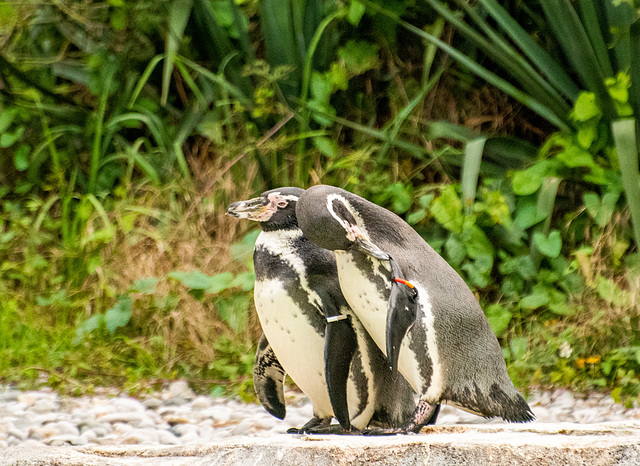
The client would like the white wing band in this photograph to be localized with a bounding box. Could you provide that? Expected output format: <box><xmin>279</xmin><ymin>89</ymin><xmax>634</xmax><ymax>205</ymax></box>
<box><xmin>326</xmin><ymin>315</ymin><xmax>348</xmax><ymax>323</ymax></box>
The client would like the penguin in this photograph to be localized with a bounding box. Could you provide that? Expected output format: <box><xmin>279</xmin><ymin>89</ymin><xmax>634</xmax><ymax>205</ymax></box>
<box><xmin>296</xmin><ymin>185</ymin><xmax>535</xmax><ymax>434</ymax></box>
<box><xmin>226</xmin><ymin>187</ymin><xmax>422</xmax><ymax>433</ymax></box>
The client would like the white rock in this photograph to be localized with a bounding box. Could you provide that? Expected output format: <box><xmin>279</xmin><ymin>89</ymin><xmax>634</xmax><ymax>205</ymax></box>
<box><xmin>168</xmin><ymin>381</ymin><xmax>195</xmax><ymax>399</ymax></box>
<box><xmin>143</xmin><ymin>398</ymin><xmax>163</xmax><ymax>410</ymax></box>
<box><xmin>45</xmin><ymin>435</ymin><xmax>87</xmax><ymax>446</ymax></box>
<box><xmin>99</xmin><ymin>412</ymin><xmax>149</xmax><ymax>426</ymax></box>
<box><xmin>30</xmin><ymin>400</ymin><xmax>58</xmax><ymax>414</ymax></box>
<box><xmin>158</xmin><ymin>430</ymin><xmax>181</xmax><ymax>445</ymax></box>
<box><xmin>230</xmin><ymin>419</ymin><xmax>252</xmax><ymax>436</ymax></box>
<box><xmin>192</xmin><ymin>396</ymin><xmax>212</xmax><ymax>410</ymax></box>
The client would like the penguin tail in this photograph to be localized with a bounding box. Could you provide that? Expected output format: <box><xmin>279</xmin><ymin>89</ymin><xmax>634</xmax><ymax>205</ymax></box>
<box><xmin>500</xmin><ymin>393</ymin><xmax>535</xmax><ymax>423</ymax></box>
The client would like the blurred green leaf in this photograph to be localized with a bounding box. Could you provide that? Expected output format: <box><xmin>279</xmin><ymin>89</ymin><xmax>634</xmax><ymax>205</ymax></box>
<box><xmin>533</xmin><ymin>230</ymin><xmax>562</xmax><ymax>258</ymax></box>
<box><xmin>129</xmin><ymin>277</ymin><xmax>159</xmax><ymax>295</ymax></box>
<box><xmin>485</xmin><ymin>304</ymin><xmax>512</xmax><ymax>336</ymax></box>
<box><xmin>338</xmin><ymin>40</ymin><xmax>380</xmax><ymax>75</ymax></box>
<box><xmin>105</xmin><ymin>297</ymin><xmax>133</xmax><ymax>334</ymax></box>
<box><xmin>431</xmin><ymin>185</ymin><xmax>463</xmax><ymax>233</ymax></box>
<box><xmin>168</xmin><ymin>270</ymin><xmax>215</xmax><ymax>290</ymax></box>
<box><xmin>206</xmin><ymin>272</ymin><xmax>234</xmax><ymax>293</ymax></box>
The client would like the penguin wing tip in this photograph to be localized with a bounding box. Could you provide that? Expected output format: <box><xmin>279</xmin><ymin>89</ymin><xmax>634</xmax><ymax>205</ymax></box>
<box><xmin>266</xmin><ymin>405</ymin><xmax>286</xmax><ymax>420</ymax></box>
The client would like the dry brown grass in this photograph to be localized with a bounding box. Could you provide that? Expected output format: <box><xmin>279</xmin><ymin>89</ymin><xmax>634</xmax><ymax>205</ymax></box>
<box><xmin>99</xmin><ymin>145</ymin><xmax>265</xmax><ymax>369</ymax></box>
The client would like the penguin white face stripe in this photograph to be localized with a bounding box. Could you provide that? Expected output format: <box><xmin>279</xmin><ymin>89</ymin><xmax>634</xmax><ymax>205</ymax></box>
<box><xmin>326</xmin><ymin>193</ymin><xmax>371</xmax><ymax>242</ymax></box>
<box><xmin>255</xmin><ymin>229</ymin><xmax>323</xmax><ymax>309</ymax></box>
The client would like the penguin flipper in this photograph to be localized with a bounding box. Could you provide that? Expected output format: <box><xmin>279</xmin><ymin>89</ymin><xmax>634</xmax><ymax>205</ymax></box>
<box><xmin>253</xmin><ymin>333</ymin><xmax>287</xmax><ymax>420</ymax></box>
<box><xmin>324</xmin><ymin>310</ymin><xmax>357</xmax><ymax>431</ymax></box>
<box><xmin>386</xmin><ymin>257</ymin><xmax>418</xmax><ymax>378</ymax></box>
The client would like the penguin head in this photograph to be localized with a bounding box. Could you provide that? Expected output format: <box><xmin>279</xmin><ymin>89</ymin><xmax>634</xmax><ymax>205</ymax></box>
<box><xmin>297</xmin><ymin>185</ymin><xmax>389</xmax><ymax>259</ymax></box>
<box><xmin>226</xmin><ymin>187</ymin><xmax>304</xmax><ymax>231</ymax></box>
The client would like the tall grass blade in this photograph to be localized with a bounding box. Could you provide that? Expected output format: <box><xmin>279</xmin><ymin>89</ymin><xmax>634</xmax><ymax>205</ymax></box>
<box><xmin>576</xmin><ymin>0</ymin><xmax>613</xmax><ymax>78</ymax></box>
<box><xmin>162</xmin><ymin>0</ymin><xmax>193</xmax><ymax>106</ymax></box>
<box><xmin>478</xmin><ymin>0</ymin><xmax>580</xmax><ymax>102</ymax></box>
<box><xmin>461</xmin><ymin>137</ymin><xmax>486</xmax><ymax>214</ymax></box>
<box><xmin>538</xmin><ymin>0</ymin><xmax>615</xmax><ymax>119</ymax></box>
<box><xmin>128</xmin><ymin>54</ymin><xmax>165</xmax><ymax>109</ymax></box>
<box><xmin>629</xmin><ymin>22</ymin><xmax>640</xmax><ymax>117</ymax></box>
<box><xmin>191</xmin><ymin>0</ymin><xmax>250</xmax><ymax>94</ymax></box>
<box><xmin>359</xmin><ymin>0</ymin><xmax>570</xmax><ymax>131</ymax></box>
<box><xmin>450</xmin><ymin>0</ymin><xmax>570</xmax><ymax>117</ymax></box>
<box><xmin>260</xmin><ymin>0</ymin><xmax>300</xmax><ymax>97</ymax></box>
<box><xmin>295</xmin><ymin>9</ymin><xmax>344</xmax><ymax>184</ymax></box>
<box><xmin>88</xmin><ymin>69</ymin><xmax>114</xmax><ymax>194</ymax></box>
<box><xmin>378</xmin><ymin>68</ymin><xmax>444</xmax><ymax>160</ymax></box>
<box><xmin>612</xmin><ymin>119</ymin><xmax>640</xmax><ymax>249</ymax></box>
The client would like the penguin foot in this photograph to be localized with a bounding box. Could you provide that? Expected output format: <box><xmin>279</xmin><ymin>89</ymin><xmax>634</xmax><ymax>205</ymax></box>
<box><xmin>286</xmin><ymin>416</ymin><xmax>331</xmax><ymax>434</ymax></box>
<box><xmin>361</xmin><ymin>427</ymin><xmax>405</xmax><ymax>436</ymax></box>
<box><xmin>363</xmin><ymin>401</ymin><xmax>441</xmax><ymax>435</ymax></box>
<box><xmin>307</xmin><ymin>424</ymin><xmax>361</xmax><ymax>435</ymax></box>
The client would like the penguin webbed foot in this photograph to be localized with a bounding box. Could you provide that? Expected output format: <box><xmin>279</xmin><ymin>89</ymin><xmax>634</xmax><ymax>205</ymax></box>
<box><xmin>307</xmin><ymin>424</ymin><xmax>362</xmax><ymax>435</ymax></box>
<box><xmin>286</xmin><ymin>416</ymin><xmax>331</xmax><ymax>434</ymax></box>
<box><xmin>363</xmin><ymin>401</ymin><xmax>441</xmax><ymax>436</ymax></box>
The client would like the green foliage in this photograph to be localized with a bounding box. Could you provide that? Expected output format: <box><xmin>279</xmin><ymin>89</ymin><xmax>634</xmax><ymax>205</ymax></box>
<box><xmin>2</xmin><ymin>0</ymin><xmax>640</xmax><ymax>406</ymax></box>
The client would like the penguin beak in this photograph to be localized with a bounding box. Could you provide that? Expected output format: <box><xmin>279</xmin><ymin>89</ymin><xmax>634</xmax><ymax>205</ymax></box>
<box><xmin>226</xmin><ymin>197</ymin><xmax>273</xmax><ymax>221</ymax></box>
<box><xmin>351</xmin><ymin>236</ymin><xmax>390</xmax><ymax>261</ymax></box>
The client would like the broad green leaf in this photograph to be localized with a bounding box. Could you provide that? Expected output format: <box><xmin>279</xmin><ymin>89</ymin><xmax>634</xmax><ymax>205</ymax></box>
<box><xmin>0</xmin><ymin>108</ymin><xmax>17</xmax><ymax>132</ymax></box>
<box><xmin>444</xmin><ymin>235</ymin><xmax>466</xmax><ymax>267</ymax></box>
<box><xmin>229</xmin><ymin>272</ymin><xmax>255</xmax><ymax>291</ymax></box>
<box><xmin>385</xmin><ymin>182</ymin><xmax>412</xmax><ymax>214</ymax></box>
<box><xmin>105</xmin><ymin>297</ymin><xmax>133</xmax><ymax>334</ymax></box>
<box><xmin>0</xmin><ymin>126</ymin><xmax>25</xmax><ymax>148</ymax></box>
<box><xmin>597</xmin><ymin>276</ymin><xmax>632</xmax><ymax>307</ymax></box>
<box><xmin>168</xmin><ymin>270</ymin><xmax>215</xmax><ymax>290</ymax></box>
<box><xmin>129</xmin><ymin>277</ymin><xmax>159</xmax><ymax>294</ymax></box>
<box><xmin>312</xmin><ymin>136</ymin><xmax>338</xmax><ymax>157</ymax></box>
<box><xmin>514</xmin><ymin>203</ymin><xmax>547</xmax><ymax>230</ymax></box>
<box><xmin>406</xmin><ymin>209</ymin><xmax>426</xmax><ymax>225</ymax></box>
<box><xmin>584</xmin><ymin>191</ymin><xmax>620</xmax><ymax>227</ymax></box>
<box><xmin>13</xmin><ymin>144</ymin><xmax>29</xmax><ymax>171</ymax></box>
<box><xmin>485</xmin><ymin>304</ymin><xmax>512</xmax><ymax>336</ymax></box>
<box><xmin>347</xmin><ymin>0</ymin><xmax>366</xmax><ymax>26</ymax></box>
<box><xmin>533</xmin><ymin>230</ymin><xmax>562</xmax><ymax>258</ymax></box>
<box><xmin>73</xmin><ymin>314</ymin><xmax>105</xmax><ymax>345</ymax></box>
<box><xmin>206</xmin><ymin>272</ymin><xmax>234</xmax><ymax>293</ymax></box>
<box><xmin>557</xmin><ymin>145</ymin><xmax>595</xmax><ymax>168</ymax></box>
<box><xmin>570</xmin><ymin>92</ymin><xmax>601</xmax><ymax>122</ymax></box>
<box><xmin>512</xmin><ymin>161</ymin><xmax>551</xmax><ymax>196</ymax></box>
<box><xmin>337</xmin><ymin>40</ymin><xmax>380</xmax><ymax>75</ymax></box>
<box><xmin>431</xmin><ymin>185</ymin><xmax>463</xmax><ymax>233</ymax></box>
<box><xmin>230</xmin><ymin>230</ymin><xmax>260</xmax><ymax>261</ymax></box>
<box><xmin>520</xmin><ymin>288</ymin><xmax>550</xmax><ymax>309</ymax></box>
<box><xmin>510</xmin><ymin>337</ymin><xmax>528</xmax><ymax>360</ymax></box>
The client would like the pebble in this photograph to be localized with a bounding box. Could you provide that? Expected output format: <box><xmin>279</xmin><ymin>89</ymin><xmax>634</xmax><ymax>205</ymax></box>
<box><xmin>0</xmin><ymin>381</ymin><xmax>638</xmax><ymax>447</ymax></box>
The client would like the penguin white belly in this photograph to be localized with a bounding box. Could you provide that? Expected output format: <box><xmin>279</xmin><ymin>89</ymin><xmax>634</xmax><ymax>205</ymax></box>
<box><xmin>335</xmin><ymin>252</ymin><xmax>424</xmax><ymax>394</ymax></box>
<box><xmin>254</xmin><ymin>278</ymin><xmax>333</xmax><ymax>419</ymax></box>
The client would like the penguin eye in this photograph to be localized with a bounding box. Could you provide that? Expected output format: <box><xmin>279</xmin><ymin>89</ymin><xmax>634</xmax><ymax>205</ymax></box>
<box><xmin>276</xmin><ymin>200</ymin><xmax>288</xmax><ymax>208</ymax></box>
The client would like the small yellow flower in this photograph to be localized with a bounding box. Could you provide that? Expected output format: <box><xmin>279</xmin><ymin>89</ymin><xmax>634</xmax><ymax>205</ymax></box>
<box><xmin>576</xmin><ymin>358</ymin><xmax>585</xmax><ymax>369</ymax></box>
<box><xmin>585</xmin><ymin>356</ymin><xmax>601</xmax><ymax>365</ymax></box>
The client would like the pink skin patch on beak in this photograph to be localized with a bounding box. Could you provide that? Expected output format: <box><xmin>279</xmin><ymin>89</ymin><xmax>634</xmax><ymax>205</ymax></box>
<box><xmin>345</xmin><ymin>223</ymin><xmax>364</xmax><ymax>242</ymax></box>
<box><xmin>254</xmin><ymin>193</ymin><xmax>288</xmax><ymax>221</ymax></box>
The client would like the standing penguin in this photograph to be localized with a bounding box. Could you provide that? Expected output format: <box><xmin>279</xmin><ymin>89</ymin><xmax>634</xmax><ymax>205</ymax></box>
<box><xmin>296</xmin><ymin>185</ymin><xmax>534</xmax><ymax>434</ymax></box>
<box><xmin>226</xmin><ymin>187</ymin><xmax>421</xmax><ymax>433</ymax></box>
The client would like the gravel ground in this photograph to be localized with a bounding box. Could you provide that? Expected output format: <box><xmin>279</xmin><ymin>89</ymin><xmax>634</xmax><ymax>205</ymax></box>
<box><xmin>0</xmin><ymin>383</ymin><xmax>638</xmax><ymax>448</ymax></box>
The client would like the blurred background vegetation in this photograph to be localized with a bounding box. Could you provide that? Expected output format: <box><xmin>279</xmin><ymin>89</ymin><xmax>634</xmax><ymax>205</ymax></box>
<box><xmin>1</xmin><ymin>0</ymin><xmax>640</xmax><ymax>405</ymax></box>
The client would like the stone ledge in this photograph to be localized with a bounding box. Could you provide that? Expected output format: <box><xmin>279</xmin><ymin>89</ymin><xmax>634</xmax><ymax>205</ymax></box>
<box><xmin>4</xmin><ymin>422</ymin><xmax>640</xmax><ymax>465</ymax></box>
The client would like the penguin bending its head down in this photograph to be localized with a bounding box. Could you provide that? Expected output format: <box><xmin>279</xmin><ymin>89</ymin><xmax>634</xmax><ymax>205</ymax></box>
<box><xmin>296</xmin><ymin>185</ymin><xmax>534</xmax><ymax>434</ymax></box>
<box><xmin>226</xmin><ymin>187</ymin><xmax>422</xmax><ymax>433</ymax></box>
